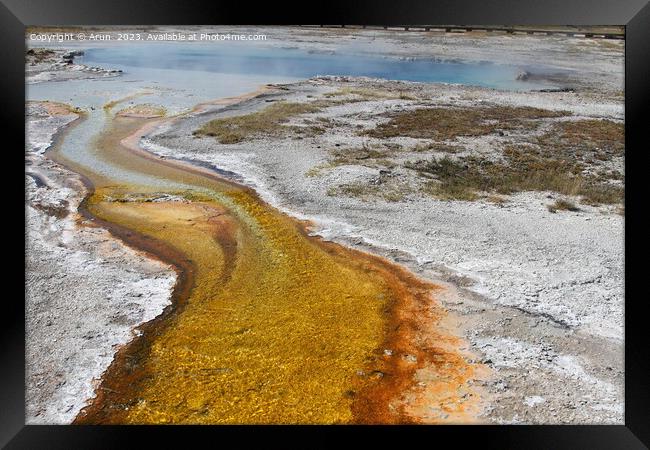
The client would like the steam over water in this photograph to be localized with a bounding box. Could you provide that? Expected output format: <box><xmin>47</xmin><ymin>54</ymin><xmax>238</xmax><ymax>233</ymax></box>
<box><xmin>26</xmin><ymin>40</ymin><xmax>565</xmax><ymax>186</ymax></box>
<box><xmin>79</xmin><ymin>43</ymin><xmax>560</xmax><ymax>91</ymax></box>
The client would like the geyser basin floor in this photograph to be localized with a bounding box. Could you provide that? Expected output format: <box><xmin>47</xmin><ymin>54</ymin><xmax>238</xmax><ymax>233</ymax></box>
<box><xmin>63</xmin><ymin>113</ymin><xmax>484</xmax><ymax>424</ymax></box>
<box><xmin>27</xmin><ymin>26</ymin><xmax>623</xmax><ymax>424</ymax></box>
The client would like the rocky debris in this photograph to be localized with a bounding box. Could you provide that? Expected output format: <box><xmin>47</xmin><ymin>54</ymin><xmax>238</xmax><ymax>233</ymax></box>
<box><xmin>61</xmin><ymin>50</ymin><xmax>84</xmax><ymax>61</ymax></box>
<box><xmin>105</xmin><ymin>193</ymin><xmax>189</xmax><ymax>203</ymax></box>
<box><xmin>516</xmin><ymin>70</ymin><xmax>530</xmax><ymax>81</ymax></box>
<box><xmin>26</xmin><ymin>47</ymin><xmax>122</xmax><ymax>84</ymax></box>
<box><xmin>536</xmin><ymin>87</ymin><xmax>576</xmax><ymax>93</ymax></box>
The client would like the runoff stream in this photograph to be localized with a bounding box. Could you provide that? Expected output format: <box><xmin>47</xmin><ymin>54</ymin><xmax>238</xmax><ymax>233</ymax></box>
<box><xmin>28</xmin><ymin>41</ymin><xmax>555</xmax><ymax>423</ymax></box>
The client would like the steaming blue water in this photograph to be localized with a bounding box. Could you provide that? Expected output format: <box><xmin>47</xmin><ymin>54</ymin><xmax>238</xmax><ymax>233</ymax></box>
<box><xmin>78</xmin><ymin>43</ymin><xmax>558</xmax><ymax>91</ymax></box>
<box><xmin>27</xmin><ymin>41</ymin><xmax>564</xmax><ymax>186</ymax></box>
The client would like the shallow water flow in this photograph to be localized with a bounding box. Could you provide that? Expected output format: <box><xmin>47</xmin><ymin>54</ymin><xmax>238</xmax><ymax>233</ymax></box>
<box><xmin>69</xmin><ymin>113</ymin><xmax>467</xmax><ymax>424</ymax></box>
<box><xmin>30</xmin><ymin>42</ymin><xmax>484</xmax><ymax>423</ymax></box>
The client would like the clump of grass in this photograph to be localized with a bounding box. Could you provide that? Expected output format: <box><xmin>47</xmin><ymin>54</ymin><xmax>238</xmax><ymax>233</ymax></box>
<box><xmin>412</xmin><ymin>142</ymin><xmax>463</xmax><ymax>153</ymax></box>
<box><xmin>305</xmin><ymin>165</ymin><xmax>330</xmax><ymax>177</ymax></box>
<box><xmin>404</xmin><ymin>149</ymin><xmax>622</xmax><ymax>204</ymax></box>
<box><xmin>194</xmin><ymin>101</ymin><xmax>323</xmax><ymax>144</ymax></box>
<box><xmin>327</xmin><ymin>181</ymin><xmax>409</xmax><ymax>202</ymax></box>
<box><xmin>363</xmin><ymin>106</ymin><xmax>570</xmax><ymax>140</ymax></box>
<box><xmin>408</xmin><ymin>157</ymin><xmax>479</xmax><ymax>200</ymax></box>
<box><xmin>333</xmin><ymin>183</ymin><xmax>376</xmax><ymax>197</ymax></box>
<box><xmin>307</xmin><ymin>143</ymin><xmax>398</xmax><ymax>178</ymax></box>
<box><xmin>324</xmin><ymin>87</ymin><xmax>417</xmax><ymax>101</ymax></box>
<box><xmin>399</xmin><ymin>91</ymin><xmax>417</xmax><ymax>100</ymax></box>
<box><xmin>421</xmin><ymin>179</ymin><xmax>479</xmax><ymax>201</ymax></box>
<box><xmin>382</xmin><ymin>190</ymin><xmax>408</xmax><ymax>202</ymax></box>
<box><xmin>331</xmin><ymin>145</ymin><xmax>390</xmax><ymax>163</ymax></box>
<box><xmin>534</xmin><ymin>119</ymin><xmax>624</xmax><ymax>162</ymax></box>
<box><xmin>485</xmin><ymin>195</ymin><xmax>507</xmax><ymax>205</ymax></box>
<box><xmin>293</xmin><ymin>116</ymin><xmax>340</xmax><ymax>137</ymax></box>
<box><xmin>578</xmin><ymin>183</ymin><xmax>624</xmax><ymax>205</ymax></box>
<box><xmin>294</xmin><ymin>125</ymin><xmax>327</xmax><ymax>137</ymax></box>
<box><xmin>548</xmin><ymin>198</ymin><xmax>580</xmax><ymax>213</ymax></box>
<box><xmin>405</xmin><ymin>156</ymin><xmax>466</xmax><ymax>178</ymax></box>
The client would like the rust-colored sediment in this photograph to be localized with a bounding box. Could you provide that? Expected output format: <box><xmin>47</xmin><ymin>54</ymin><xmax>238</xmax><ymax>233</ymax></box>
<box><xmin>347</xmin><ymin>257</ymin><xmax>487</xmax><ymax>424</ymax></box>
<box><xmin>51</xmin><ymin>93</ymin><xmax>488</xmax><ymax>425</ymax></box>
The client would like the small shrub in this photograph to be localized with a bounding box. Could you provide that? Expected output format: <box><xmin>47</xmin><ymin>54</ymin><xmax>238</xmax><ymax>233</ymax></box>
<box><xmin>547</xmin><ymin>199</ymin><xmax>580</xmax><ymax>213</ymax></box>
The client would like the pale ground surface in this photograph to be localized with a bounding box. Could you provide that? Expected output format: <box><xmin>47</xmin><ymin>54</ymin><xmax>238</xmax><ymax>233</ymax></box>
<box><xmin>25</xmin><ymin>102</ymin><xmax>175</xmax><ymax>424</ymax></box>
<box><xmin>25</xmin><ymin>27</ymin><xmax>624</xmax><ymax>424</ymax></box>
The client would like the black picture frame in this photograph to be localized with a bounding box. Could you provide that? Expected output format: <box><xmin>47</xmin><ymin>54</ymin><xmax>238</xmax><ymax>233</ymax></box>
<box><xmin>4</xmin><ymin>0</ymin><xmax>648</xmax><ymax>447</ymax></box>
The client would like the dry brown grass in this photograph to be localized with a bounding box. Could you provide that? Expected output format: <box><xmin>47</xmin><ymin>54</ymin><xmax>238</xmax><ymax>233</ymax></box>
<box><xmin>324</xmin><ymin>87</ymin><xmax>417</xmax><ymax>101</ymax></box>
<box><xmin>327</xmin><ymin>181</ymin><xmax>410</xmax><ymax>202</ymax></box>
<box><xmin>412</xmin><ymin>142</ymin><xmax>463</xmax><ymax>153</ymax></box>
<box><xmin>365</xmin><ymin>108</ymin><xmax>625</xmax><ymax>205</ymax></box>
<box><xmin>534</xmin><ymin>119</ymin><xmax>624</xmax><ymax>162</ymax></box>
<box><xmin>548</xmin><ymin>199</ymin><xmax>580</xmax><ymax>213</ymax></box>
<box><xmin>322</xmin><ymin>110</ymin><xmax>623</xmax><ymax>205</ymax></box>
<box><xmin>485</xmin><ymin>195</ymin><xmax>507</xmax><ymax>205</ymax></box>
<box><xmin>330</xmin><ymin>143</ymin><xmax>394</xmax><ymax>165</ymax></box>
<box><xmin>33</xmin><ymin>100</ymin><xmax>84</xmax><ymax>116</ymax></box>
<box><xmin>363</xmin><ymin>106</ymin><xmax>570</xmax><ymax>140</ymax></box>
<box><xmin>405</xmin><ymin>149</ymin><xmax>623</xmax><ymax>204</ymax></box>
<box><xmin>578</xmin><ymin>183</ymin><xmax>624</xmax><ymax>205</ymax></box>
<box><xmin>194</xmin><ymin>101</ymin><xmax>324</xmax><ymax>144</ymax></box>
